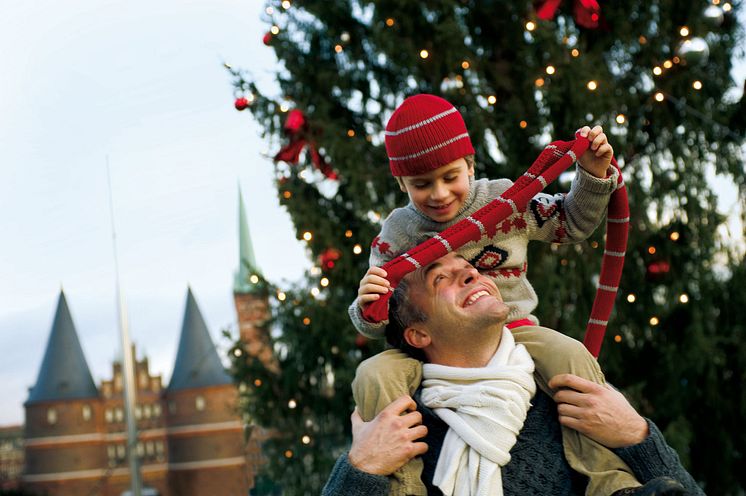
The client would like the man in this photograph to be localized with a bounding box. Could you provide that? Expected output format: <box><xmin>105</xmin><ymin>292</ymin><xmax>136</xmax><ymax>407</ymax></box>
<box><xmin>323</xmin><ymin>253</ymin><xmax>702</xmax><ymax>495</ymax></box>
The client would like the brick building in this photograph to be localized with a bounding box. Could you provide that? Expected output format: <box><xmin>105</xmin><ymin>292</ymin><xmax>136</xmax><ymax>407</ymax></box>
<box><xmin>0</xmin><ymin>425</ymin><xmax>24</xmax><ymax>490</ymax></box>
<box><xmin>19</xmin><ymin>189</ymin><xmax>273</xmax><ymax>496</ymax></box>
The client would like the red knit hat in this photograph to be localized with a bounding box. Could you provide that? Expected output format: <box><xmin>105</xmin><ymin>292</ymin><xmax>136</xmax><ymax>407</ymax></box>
<box><xmin>385</xmin><ymin>94</ymin><xmax>475</xmax><ymax>176</ymax></box>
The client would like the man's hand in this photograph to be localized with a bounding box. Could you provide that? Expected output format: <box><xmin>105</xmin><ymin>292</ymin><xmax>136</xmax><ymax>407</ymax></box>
<box><xmin>577</xmin><ymin>125</ymin><xmax>613</xmax><ymax>178</ymax></box>
<box><xmin>549</xmin><ymin>374</ymin><xmax>649</xmax><ymax>449</ymax></box>
<box><xmin>358</xmin><ymin>266</ymin><xmax>391</xmax><ymax>310</ymax></box>
<box><xmin>348</xmin><ymin>395</ymin><xmax>428</xmax><ymax>475</ymax></box>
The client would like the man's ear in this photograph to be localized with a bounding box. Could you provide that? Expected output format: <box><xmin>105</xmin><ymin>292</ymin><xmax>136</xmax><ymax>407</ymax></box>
<box><xmin>396</xmin><ymin>177</ymin><xmax>407</xmax><ymax>193</ymax></box>
<box><xmin>404</xmin><ymin>325</ymin><xmax>431</xmax><ymax>349</ymax></box>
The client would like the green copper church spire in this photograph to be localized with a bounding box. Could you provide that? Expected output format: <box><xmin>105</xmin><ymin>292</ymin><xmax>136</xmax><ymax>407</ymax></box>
<box><xmin>234</xmin><ymin>186</ymin><xmax>266</xmax><ymax>294</ymax></box>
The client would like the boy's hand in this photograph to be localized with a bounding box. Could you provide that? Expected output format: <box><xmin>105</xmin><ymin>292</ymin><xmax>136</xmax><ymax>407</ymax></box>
<box><xmin>577</xmin><ymin>125</ymin><xmax>613</xmax><ymax>178</ymax></box>
<box><xmin>358</xmin><ymin>266</ymin><xmax>391</xmax><ymax>309</ymax></box>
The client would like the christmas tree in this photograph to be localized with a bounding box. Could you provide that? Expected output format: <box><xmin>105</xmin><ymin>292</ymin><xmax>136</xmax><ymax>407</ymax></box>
<box><xmin>228</xmin><ymin>1</ymin><xmax>746</xmax><ymax>494</ymax></box>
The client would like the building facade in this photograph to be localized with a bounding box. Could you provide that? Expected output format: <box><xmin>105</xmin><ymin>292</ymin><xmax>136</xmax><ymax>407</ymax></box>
<box><xmin>21</xmin><ymin>288</ymin><xmax>262</xmax><ymax>496</ymax></box>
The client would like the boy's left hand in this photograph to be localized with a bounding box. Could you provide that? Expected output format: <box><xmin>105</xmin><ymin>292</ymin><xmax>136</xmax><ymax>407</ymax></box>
<box><xmin>577</xmin><ymin>125</ymin><xmax>613</xmax><ymax>178</ymax></box>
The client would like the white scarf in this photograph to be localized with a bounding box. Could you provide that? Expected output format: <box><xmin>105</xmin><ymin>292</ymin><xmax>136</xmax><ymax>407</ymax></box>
<box><xmin>420</xmin><ymin>328</ymin><xmax>536</xmax><ymax>496</ymax></box>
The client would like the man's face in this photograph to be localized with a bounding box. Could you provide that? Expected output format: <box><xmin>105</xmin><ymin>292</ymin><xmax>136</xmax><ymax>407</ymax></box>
<box><xmin>405</xmin><ymin>253</ymin><xmax>510</xmax><ymax>352</ymax></box>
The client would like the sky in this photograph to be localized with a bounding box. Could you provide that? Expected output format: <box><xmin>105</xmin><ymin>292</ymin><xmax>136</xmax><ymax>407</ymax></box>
<box><xmin>0</xmin><ymin>0</ymin><xmax>310</xmax><ymax>426</ymax></box>
<box><xmin>0</xmin><ymin>2</ymin><xmax>744</xmax><ymax>427</ymax></box>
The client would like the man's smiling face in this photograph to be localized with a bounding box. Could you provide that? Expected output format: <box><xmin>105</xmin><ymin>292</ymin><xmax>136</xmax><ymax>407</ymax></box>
<box><xmin>406</xmin><ymin>252</ymin><xmax>510</xmax><ymax>351</ymax></box>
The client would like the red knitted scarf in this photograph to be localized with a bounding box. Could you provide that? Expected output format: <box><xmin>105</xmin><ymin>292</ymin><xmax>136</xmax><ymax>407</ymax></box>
<box><xmin>362</xmin><ymin>133</ymin><xmax>629</xmax><ymax>357</ymax></box>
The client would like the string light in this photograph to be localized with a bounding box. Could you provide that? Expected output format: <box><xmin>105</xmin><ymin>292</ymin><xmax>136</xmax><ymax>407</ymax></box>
<box><xmin>347</xmin><ymin>129</ymin><xmax>355</xmax><ymax>137</ymax></box>
<box><xmin>627</xmin><ymin>294</ymin><xmax>636</xmax><ymax>303</ymax></box>
<box><xmin>281</xmin><ymin>0</ymin><xmax>291</xmax><ymax>8</ymax></box>
<box><xmin>616</xmin><ymin>114</ymin><xmax>626</xmax><ymax>124</ymax></box>
<box><xmin>385</xmin><ymin>18</ymin><xmax>395</xmax><ymax>27</ymax></box>
<box><xmin>614</xmin><ymin>335</ymin><xmax>622</xmax><ymax>343</ymax></box>
<box><xmin>525</xmin><ymin>21</ymin><xmax>536</xmax><ymax>31</ymax></box>
<box><xmin>679</xmin><ymin>26</ymin><xmax>690</xmax><ymax>37</ymax></box>
<box><xmin>353</xmin><ymin>244</ymin><xmax>363</xmax><ymax>255</ymax></box>
<box><xmin>535</xmin><ymin>78</ymin><xmax>545</xmax><ymax>87</ymax></box>
<box><xmin>265</xmin><ymin>7</ymin><xmax>274</xmax><ymax>15</ymax></box>
<box><xmin>302</xmin><ymin>435</ymin><xmax>311</xmax><ymax>444</ymax></box>
<box><xmin>303</xmin><ymin>317</ymin><xmax>311</xmax><ymax>325</ymax></box>
<box><xmin>254</xmin><ymin>379</ymin><xmax>262</xmax><ymax>386</ymax></box>
<box><xmin>320</xmin><ymin>277</ymin><xmax>329</xmax><ymax>287</ymax></box>
<box><xmin>546</xmin><ymin>65</ymin><xmax>556</xmax><ymax>75</ymax></box>
<box><xmin>519</xmin><ymin>120</ymin><xmax>528</xmax><ymax>129</ymax></box>
<box><xmin>233</xmin><ymin>348</ymin><xmax>243</xmax><ymax>357</ymax></box>
<box><xmin>663</xmin><ymin>60</ymin><xmax>673</xmax><ymax>69</ymax></box>
<box><xmin>673</xmin><ymin>56</ymin><xmax>681</xmax><ymax>64</ymax></box>
<box><xmin>648</xmin><ymin>246</ymin><xmax>657</xmax><ymax>254</ymax></box>
<box><xmin>670</xmin><ymin>231</ymin><xmax>680</xmax><ymax>241</ymax></box>
<box><xmin>649</xmin><ymin>316</ymin><xmax>660</xmax><ymax>326</ymax></box>
<box><xmin>487</xmin><ymin>95</ymin><xmax>497</xmax><ymax>105</ymax></box>
<box><xmin>271</xmin><ymin>25</ymin><xmax>280</xmax><ymax>35</ymax></box>
<box><xmin>723</xmin><ymin>3</ymin><xmax>732</xmax><ymax>12</ymax></box>
<box><xmin>277</xmin><ymin>291</ymin><xmax>286</xmax><ymax>301</ymax></box>
<box><xmin>250</xmin><ymin>275</ymin><xmax>260</xmax><ymax>284</ymax></box>
<box><xmin>654</xmin><ymin>92</ymin><xmax>665</xmax><ymax>102</ymax></box>
<box><xmin>345</xmin><ymin>229</ymin><xmax>353</xmax><ymax>238</ymax></box>
<box><xmin>284</xmin><ymin>450</ymin><xmax>293</xmax><ymax>458</ymax></box>
<box><xmin>692</xmin><ymin>80</ymin><xmax>702</xmax><ymax>90</ymax></box>
<box><xmin>679</xmin><ymin>294</ymin><xmax>689</xmax><ymax>303</ymax></box>
<box><xmin>639</xmin><ymin>36</ymin><xmax>647</xmax><ymax>44</ymax></box>
<box><xmin>587</xmin><ymin>80</ymin><xmax>598</xmax><ymax>91</ymax></box>
<box><xmin>311</xmin><ymin>287</ymin><xmax>320</xmax><ymax>297</ymax></box>
<box><xmin>303</xmin><ymin>231</ymin><xmax>313</xmax><ymax>241</ymax></box>
<box><xmin>571</xmin><ymin>49</ymin><xmax>580</xmax><ymax>57</ymax></box>
<box><xmin>420</xmin><ymin>49</ymin><xmax>429</xmax><ymax>59</ymax></box>
<box><xmin>461</xmin><ymin>60</ymin><xmax>470</xmax><ymax>69</ymax></box>
<box><xmin>280</xmin><ymin>103</ymin><xmax>289</xmax><ymax>112</ymax></box>
<box><xmin>590</xmin><ymin>241</ymin><xmax>599</xmax><ymax>248</ymax></box>
<box><xmin>288</xmin><ymin>399</ymin><xmax>297</xmax><ymax>409</ymax></box>
<box><xmin>334</xmin><ymin>44</ymin><xmax>343</xmax><ymax>53</ymax></box>
<box><xmin>653</xmin><ymin>66</ymin><xmax>662</xmax><ymax>76</ymax></box>
<box><xmin>283</xmin><ymin>191</ymin><xmax>292</xmax><ymax>199</ymax></box>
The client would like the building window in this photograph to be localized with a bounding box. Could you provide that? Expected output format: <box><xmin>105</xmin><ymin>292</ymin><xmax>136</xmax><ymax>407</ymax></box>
<box><xmin>135</xmin><ymin>405</ymin><xmax>142</xmax><ymax>420</ymax></box>
<box><xmin>115</xmin><ymin>408</ymin><xmax>124</xmax><ymax>423</ymax></box>
<box><xmin>116</xmin><ymin>444</ymin><xmax>125</xmax><ymax>460</ymax></box>
<box><xmin>107</xmin><ymin>445</ymin><xmax>116</xmax><ymax>460</ymax></box>
<box><xmin>82</xmin><ymin>405</ymin><xmax>92</xmax><ymax>421</ymax></box>
<box><xmin>153</xmin><ymin>403</ymin><xmax>162</xmax><ymax>417</ymax></box>
<box><xmin>146</xmin><ymin>441</ymin><xmax>154</xmax><ymax>456</ymax></box>
<box><xmin>47</xmin><ymin>408</ymin><xmax>57</xmax><ymax>425</ymax></box>
<box><xmin>105</xmin><ymin>409</ymin><xmax>113</xmax><ymax>423</ymax></box>
<box><xmin>143</xmin><ymin>404</ymin><xmax>152</xmax><ymax>419</ymax></box>
<box><xmin>195</xmin><ymin>396</ymin><xmax>205</xmax><ymax>411</ymax></box>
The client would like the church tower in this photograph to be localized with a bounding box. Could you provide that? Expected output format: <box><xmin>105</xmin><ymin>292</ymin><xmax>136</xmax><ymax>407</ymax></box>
<box><xmin>23</xmin><ymin>291</ymin><xmax>104</xmax><ymax>495</ymax></box>
<box><xmin>164</xmin><ymin>288</ymin><xmax>249</xmax><ymax>495</ymax></box>
<box><xmin>233</xmin><ymin>188</ymin><xmax>275</xmax><ymax>370</ymax></box>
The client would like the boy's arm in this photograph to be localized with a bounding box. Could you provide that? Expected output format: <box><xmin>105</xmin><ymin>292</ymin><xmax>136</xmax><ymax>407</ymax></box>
<box><xmin>526</xmin><ymin>164</ymin><xmax>619</xmax><ymax>243</ymax></box>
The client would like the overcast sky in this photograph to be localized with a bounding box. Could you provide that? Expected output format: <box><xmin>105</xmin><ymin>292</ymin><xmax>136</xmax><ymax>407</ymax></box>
<box><xmin>0</xmin><ymin>0</ymin><xmax>310</xmax><ymax>425</ymax></box>
<box><xmin>1</xmin><ymin>2</ymin><xmax>744</xmax><ymax>427</ymax></box>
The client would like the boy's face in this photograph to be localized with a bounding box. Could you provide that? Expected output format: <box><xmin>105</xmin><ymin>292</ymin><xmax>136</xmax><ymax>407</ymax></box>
<box><xmin>397</xmin><ymin>157</ymin><xmax>474</xmax><ymax>223</ymax></box>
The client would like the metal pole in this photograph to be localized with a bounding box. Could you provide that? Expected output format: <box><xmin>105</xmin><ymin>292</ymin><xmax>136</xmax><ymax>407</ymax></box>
<box><xmin>106</xmin><ymin>157</ymin><xmax>143</xmax><ymax>496</ymax></box>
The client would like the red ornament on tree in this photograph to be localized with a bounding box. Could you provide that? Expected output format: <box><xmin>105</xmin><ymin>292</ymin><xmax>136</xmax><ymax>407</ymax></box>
<box><xmin>318</xmin><ymin>247</ymin><xmax>342</xmax><ymax>270</ymax></box>
<box><xmin>536</xmin><ymin>0</ymin><xmax>602</xmax><ymax>29</ymax></box>
<box><xmin>646</xmin><ymin>260</ymin><xmax>671</xmax><ymax>281</ymax></box>
<box><xmin>284</xmin><ymin>109</ymin><xmax>307</xmax><ymax>133</ymax></box>
<box><xmin>263</xmin><ymin>32</ymin><xmax>273</xmax><ymax>45</ymax></box>
<box><xmin>274</xmin><ymin>109</ymin><xmax>340</xmax><ymax>180</ymax></box>
<box><xmin>355</xmin><ymin>334</ymin><xmax>369</xmax><ymax>349</ymax></box>
<box><xmin>234</xmin><ymin>97</ymin><xmax>250</xmax><ymax>111</ymax></box>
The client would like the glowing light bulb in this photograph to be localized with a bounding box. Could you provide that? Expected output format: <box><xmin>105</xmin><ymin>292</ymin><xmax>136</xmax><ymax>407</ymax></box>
<box><xmin>587</xmin><ymin>80</ymin><xmax>598</xmax><ymax>91</ymax></box>
<box><xmin>546</xmin><ymin>65</ymin><xmax>555</xmax><ymax>75</ymax></box>
<box><xmin>525</xmin><ymin>21</ymin><xmax>536</xmax><ymax>31</ymax></box>
<box><xmin>420</xmin><ymin>49</ymin><xmax>429</xmax><ymax>59</ymax></box>
<box><xmin>627</xmin><ymin>294</ymin><xmax>636</xmax><ymax>303</ymax></box>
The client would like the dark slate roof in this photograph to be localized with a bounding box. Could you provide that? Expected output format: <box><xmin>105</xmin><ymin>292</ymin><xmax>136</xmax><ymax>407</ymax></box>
<box><xmin>26</xmin><ymin>291</ymin><xmax>98</xmax><ymax>405</ymax></box>
<box><xmin>167</xmin><ymin>288</ymin><xmax>231</xmax><ymax>391</ymax></box>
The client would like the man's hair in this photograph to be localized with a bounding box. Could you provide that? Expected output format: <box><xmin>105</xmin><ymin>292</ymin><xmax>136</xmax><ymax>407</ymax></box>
<box><xmin>385</xmin><ymin>276</ymin><xmax>428</xmax><ymax>361</ymax></box>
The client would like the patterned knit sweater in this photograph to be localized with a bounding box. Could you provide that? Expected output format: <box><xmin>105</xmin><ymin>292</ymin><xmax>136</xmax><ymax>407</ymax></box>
<box><xmin>321</xmin><ymin>388</ymin><xmax>705</xmax><ymax>496</ymax></box>
<box><xmin>349</xmin><ymin>165</ymin><xmax>620</xmax><ymax>338</ymax></box>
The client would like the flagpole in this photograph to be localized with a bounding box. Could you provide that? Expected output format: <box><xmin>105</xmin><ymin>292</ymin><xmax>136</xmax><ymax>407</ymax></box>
<box><xmin>106</xmin><ymin>156</ymin><xmax>143</xmax><ymax>496</ymax></box>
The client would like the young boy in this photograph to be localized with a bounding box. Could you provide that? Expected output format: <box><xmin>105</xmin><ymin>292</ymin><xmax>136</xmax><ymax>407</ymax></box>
<box><xmin>349</xmin><ymin>94</ymin><xmax>644</xmax><ymax>496</ymax></box>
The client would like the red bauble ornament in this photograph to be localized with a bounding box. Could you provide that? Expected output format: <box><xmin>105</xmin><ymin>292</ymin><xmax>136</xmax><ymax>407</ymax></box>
<box><xmin>284</xmin><ymin>109</ymin><xmax>307</xmax><ymax>134</ymax></box>
<box><xmin>355</xmin><ymin>334</ymin><xmax>369</xmax><ymax>348</ymax></box>
<box><xmin>318</xmin><ymin>247</ymin><xmax>342</xmax><ymax>270</ymax></box>
<box><xmin>263</xmin><ymin>32</ymin><xmax>273</xmax><ymax>45</ymax></box>
<box><xmin>646</xmin><ymin>260</ymin><xmax>671</xmax><ymax>281</ymax></box>
<box><xmin>234</xmin><ymin>97</ymin><xmax>250</xmax><ymax>111</ymax></box>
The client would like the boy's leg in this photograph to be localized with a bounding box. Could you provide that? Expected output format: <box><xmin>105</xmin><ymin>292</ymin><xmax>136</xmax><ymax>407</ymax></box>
<box><xmin>352</xmin><ymin>349</ymin><xmax>426</xmax><ymax>496</ymax></box>
<box><xmin>512</xmin><ymin>325</ymin><xmax>642</xmax><ymax>496</ymax></box>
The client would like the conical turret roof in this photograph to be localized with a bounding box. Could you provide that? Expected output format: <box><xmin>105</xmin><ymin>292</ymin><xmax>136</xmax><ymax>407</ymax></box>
<box><xmin>167</xmin><ymin>288</ymin><xmax>231</xmax><ymax>391</ymax></box>
<box><xmin>26</xmin><ymin>291</ymin><xmax>98</xmax><ymax>404</ymax></box>
<box><xmin>234</xmin><ymin>186</ymin><xmax>266</xmax><ymax>294</ymax></box>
